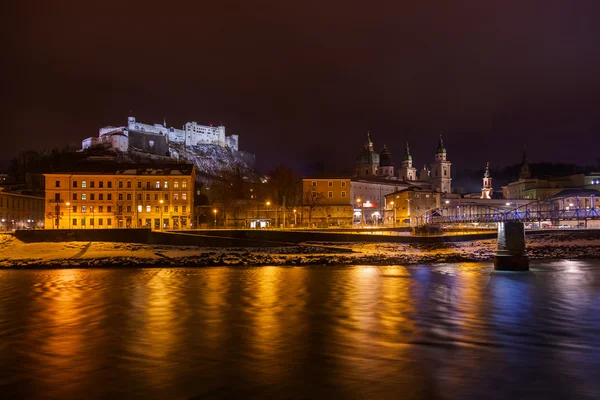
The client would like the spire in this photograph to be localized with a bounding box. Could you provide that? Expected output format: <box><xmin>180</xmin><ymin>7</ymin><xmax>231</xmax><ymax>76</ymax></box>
<box><xmin>519</xmin><ymin>146</ymin><xmax>531</xmax><ymax>180</ymax></box>
<box><xmin>365</xmin><ymin>131</ymin><xmax>374</xmax><ymax>151</ymax></box>
<box><xmin>484</xmin><ymin>162</ymin><xmax>491</xmax><ymax>178</ymax></box>
<box><xmin>404</xmin><ymin>141</ymin><xmax>412</xmax><ymax>161</ymax></box>
<box><xmin>163</xmin><ymin>117</ymin><xmax>167</xmax><ymax>127</ymax></box>
<box><xmin>436</xmin><ymin>134</ymin><xmax>446</xmax><ymax>153</ymax></box>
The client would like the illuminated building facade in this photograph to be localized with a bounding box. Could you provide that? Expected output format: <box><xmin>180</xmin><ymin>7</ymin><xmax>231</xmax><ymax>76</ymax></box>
<box><xmin>299</xmin><ymin>177</ymin><xmax>353</xmax><ymax>227</ymax></box>
<box><xmin>0</xmin><ymin>188</ymin><xmax>45</xmax><ymax>230</ymax></box>
<box><xmin>44</xmin><ymin>164</ymin><xmax>196</xmax><ymax>229</ymax></box>
<box><xmin>384</xmin><ymin>188</ymin><xmax>440</xmax><ymax>226</ymax></box>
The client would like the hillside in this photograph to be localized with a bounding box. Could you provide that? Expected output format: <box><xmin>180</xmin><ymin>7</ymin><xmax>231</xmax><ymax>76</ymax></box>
<box><xmin>170</xmin><ymin>143</ymin><xmax>259</xmax><ymax>181</ymax></box>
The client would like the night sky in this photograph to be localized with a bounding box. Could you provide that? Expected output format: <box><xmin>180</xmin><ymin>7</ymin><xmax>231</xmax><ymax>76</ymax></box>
<box><xmin>3</xmin><ymin>1</ymin><xmax>600</xmax><ymax>173</ymax></box>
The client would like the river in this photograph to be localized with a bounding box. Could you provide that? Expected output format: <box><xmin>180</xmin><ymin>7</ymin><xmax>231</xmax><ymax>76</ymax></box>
<box><xmin>1</xmin><ymin>260</ymin><xmax>599</xmax><ymax>399</ymax></box>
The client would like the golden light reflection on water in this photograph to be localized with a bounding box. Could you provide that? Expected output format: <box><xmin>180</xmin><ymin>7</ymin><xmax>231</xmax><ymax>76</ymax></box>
<box><xmin>124</xmin><ymin>269</ymin><xmax>183</xmax><ymax>392</ymax></box>
<box><xmin>27</xmin><ymin>269</ymin><xmax>104</xmax><ymax>398</ymax></box>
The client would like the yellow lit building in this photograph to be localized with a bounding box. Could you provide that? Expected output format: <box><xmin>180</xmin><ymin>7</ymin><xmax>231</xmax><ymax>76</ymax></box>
<box><xmin>299</xmin><ymin>177</ymin><xmax>353</xmax><ymax>227</ymax></box>
<box><xmin>0</xmin><ymin>188</ymin><xmax>45</xmax><ymax>230</ymax></box>
<box><xmin>44</xmin><ymin>164</ymin><xmax>196</xmax><ymax>229</ymax></box>
<box><xmin>384</xmin><ymin>188</ymin><xmax>440</xmax><ymax>226</ymax></box>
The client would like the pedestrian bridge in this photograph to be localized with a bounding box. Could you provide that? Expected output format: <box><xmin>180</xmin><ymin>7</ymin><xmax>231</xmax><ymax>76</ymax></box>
<box><xmin>416</xmin><ymin>189</ymin><xmax>600</xmax><ymax>227</ymax></box>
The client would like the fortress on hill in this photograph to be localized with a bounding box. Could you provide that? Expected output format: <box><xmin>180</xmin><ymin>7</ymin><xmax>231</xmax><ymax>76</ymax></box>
<box><xmin>82</xmin><ymin>116</ymin><xmax>239</xmax><ymax>155</ymax></box>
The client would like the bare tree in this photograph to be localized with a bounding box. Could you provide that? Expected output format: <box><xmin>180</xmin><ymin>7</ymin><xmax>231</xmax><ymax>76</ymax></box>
<box><xmin>302</xmin><ymin>191</ymin><xmax>326</xmax><ymax>227</ymax></box>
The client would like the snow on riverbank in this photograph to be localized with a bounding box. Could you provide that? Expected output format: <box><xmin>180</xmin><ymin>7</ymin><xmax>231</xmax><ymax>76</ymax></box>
<box><xmin>1</xmin><ymin>232</ymin><xmax>599</xmax><ymax>268</ymax></box>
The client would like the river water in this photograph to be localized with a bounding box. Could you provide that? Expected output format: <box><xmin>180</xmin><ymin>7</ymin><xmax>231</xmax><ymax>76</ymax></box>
<box><xmin>1</xmin><ymin>260</ymin><xmax>599</xmax><ymax>399</ymax></box>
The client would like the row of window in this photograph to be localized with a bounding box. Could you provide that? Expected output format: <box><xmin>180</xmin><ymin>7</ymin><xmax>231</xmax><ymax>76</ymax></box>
<box><xmin>55</xmin><ymin>180</ymin><xmax>189</xmax><ymax>189</ymax></box>
<box><xmin>62</xmin><ymin>192</ymin><xmax>189</xmax><ymax>202</ymax></box>
<box><xmin>312</xmin><ymin>181</ymin><xmax>347</xmax><ymax>187</ymax></box>
<box><xmin>72</xmin><ymin>218</ymin><xmax>112</xmax><ymax>226</ymax></box>
<box><xmin>312</xmin><ymin>191</ymin><xmax>347</xmax><ymax>198</ymax></box>
<box><xmin>0</xmin><ymin>196</ymin><xmax>43</xmax><ymax>210</ymax></box>
<box><xmin>69</xmin><ymin>205</ymin><xmax>188</xmax><ymax>213</ymax></box>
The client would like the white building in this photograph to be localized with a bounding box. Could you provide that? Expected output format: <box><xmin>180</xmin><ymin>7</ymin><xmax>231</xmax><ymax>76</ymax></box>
<box><xmin>82</xmin><ymin>116</ymin><xmax>239</xmax><ymax>153</ymax></box>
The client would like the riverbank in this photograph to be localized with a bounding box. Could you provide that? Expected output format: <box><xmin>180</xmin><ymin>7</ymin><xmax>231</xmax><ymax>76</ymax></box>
<box><xmin>1</xmin><ymin>231</ymin><xmax>599</xmax><ymax>268</ymax></box>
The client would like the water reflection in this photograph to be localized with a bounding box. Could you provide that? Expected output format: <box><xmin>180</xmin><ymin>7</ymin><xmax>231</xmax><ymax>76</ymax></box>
<box><xmin>0</xmin><ymin>261</ymin><xmax>599</xmax><ymax>399</ymax></box>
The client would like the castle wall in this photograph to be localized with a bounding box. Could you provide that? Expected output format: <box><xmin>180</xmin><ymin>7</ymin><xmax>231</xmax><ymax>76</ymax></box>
<box><xmin>86</xmin><ymin>117</ymin><xmax>241</xmax><ymax>155</ymax></box>
<box><xmin>128</xmin><ymin>130</ymin><xmax>169</xmax><ymax>156</ymax></box>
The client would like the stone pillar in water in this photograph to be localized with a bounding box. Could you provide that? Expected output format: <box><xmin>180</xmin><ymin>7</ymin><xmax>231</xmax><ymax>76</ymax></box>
<box><xmin>494</xmin><ymin>221</ymin><xmax>529</xmax><ymax>271</ymax></box>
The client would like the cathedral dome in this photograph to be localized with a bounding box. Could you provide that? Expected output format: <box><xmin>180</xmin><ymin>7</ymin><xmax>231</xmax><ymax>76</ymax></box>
<box><xmin>356</xmin><ymin>147</ymin><xmax>380</xmax><ymax>165</ymax></box>
<box><xmin>356</xmin><ymin>132</ymin><xmax>380</xmax><ymax>165</ymax></box>
<box><xmin>379</xmin><ymin>145</ymin><xmax>392</xmax><ymax>167</ymax></box>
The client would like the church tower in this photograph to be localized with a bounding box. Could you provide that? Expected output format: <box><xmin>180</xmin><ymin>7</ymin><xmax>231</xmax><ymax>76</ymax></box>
<box><xmin>398</xmin><ymin>142</ymin><xmax>417</xmax><ymax>181</ymax></box>
<box><xmin>418</xmin><ymin>164</ymin><xmax>430</xmax><ymax>181</ymax></box>
<box><xmin>355</xmin><ymin>132</ymin><xmax>380</xmax><ymax>177</ymax></box>
<box><xmin>378</xmin><ymin>145</ymin><xmax>394</xmax><ymax>177</ymax></box>
<box><xmin>519</xmin><ymin>147</ymin><xmax>531</xmax><ymax>180</ymax></box>
<box><xmin>481</xmin><ymin>162</ymin><xmax>493</xmax><ymax>199</ymax></box>
<box><xmin>430</xmin><ymin>135</ymin><xmax>452</xmax><ymax>193</ymax></box>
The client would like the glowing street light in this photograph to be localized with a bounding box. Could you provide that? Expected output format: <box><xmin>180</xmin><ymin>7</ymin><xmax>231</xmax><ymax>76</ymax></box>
<box><xmin>266</xmin><ymin>201</ymin><xmax>271</xmax><ymax>228</ymax></box>
<box><xmin>293</xmin><ymin>208</ymin><xmax>297</xmax><ymax>227</ymax></box>
<box><xmin>159</xmin><ymin>199</ymin><xmax>164</xmax><ymax>231</ymax></box>
<box><xmin>213</xmin><ymin>208</ymin><xmax>217</xmax><ymax>228</ymax></box>
<box><xmin>66</xmin><ymin>202</ymin><xmax>71</xmax><ymax>229</ymax></box>
<box><xmin>357</xmin><ymin>198</ymin><xmax>364</xmax><ymax>228</ymax></box>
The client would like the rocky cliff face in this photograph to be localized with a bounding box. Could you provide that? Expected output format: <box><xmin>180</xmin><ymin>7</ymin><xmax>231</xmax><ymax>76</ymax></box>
<box><xmin>169</xmin><ymin>143</ymin><xmax>259</xmax><ymax>181</ymax></box>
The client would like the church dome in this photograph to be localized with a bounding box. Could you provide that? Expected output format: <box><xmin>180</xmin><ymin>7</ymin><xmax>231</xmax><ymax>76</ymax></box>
<box><xmin>379</xmin><ymin>145</ymin><xmax>392</xmax><ymax>167</ymax></box>
<box><xmin>356</xmin><ymin>147</ymin><xmax>380</xmax><ymax>165</ymax></box>
<box><xmin>356</xmin><ymin>132</ymin><xmax>380</xmax><ymax>165</ymax></box>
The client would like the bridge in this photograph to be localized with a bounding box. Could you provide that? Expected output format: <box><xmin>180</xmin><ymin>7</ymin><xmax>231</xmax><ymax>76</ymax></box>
<box><xmin>416</xmin><ymin>189</ymin><xmax>600</xmax><ymax>227</ymax></box>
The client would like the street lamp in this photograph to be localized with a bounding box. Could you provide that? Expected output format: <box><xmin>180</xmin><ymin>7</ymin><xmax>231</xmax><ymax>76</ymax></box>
<box><xmin>357</xmin><ymin>198</ymin><xmax>364</xmax><ymax>228</ymax></box>
<box><xmin>405</xmin><ymin>198</ymin><xmax>411</xmax><ymax>227</ymax></box>
<box><xmin>266</xmin><ymin>201</ymin><xmax>271</xmax><ymax>228</ymax></box>
<box><xmin>293</xmin><ymin>208</ymin><xmax>297</xmax><ymax>227</ymax></box>
<box><xmin>66</xmin><ymin>202</ymin><xmax>71</xmax><ymax>229</ymax></box>
<box><xmin>213</xmin><ymin>208</ymin><xmax>217</xmax><ymax>228</ymax></box>
<box><xmin>159</xmin><ymin>199</ymin><xmax>164</xmax><ymax>231</ymax></box>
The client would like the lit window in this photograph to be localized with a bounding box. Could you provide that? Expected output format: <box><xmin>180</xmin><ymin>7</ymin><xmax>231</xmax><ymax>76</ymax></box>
<box><xmin>182</xmin><ymin>181</ymin><xmax>187</xmax><ymax>189</ymax></box>
<box><xmin>138</xmin><ymin>205</ymin><xmax>142</xmax><ymax>212</ymax></box>
<box><xmin>182</xmin><ymin>193</ymin><xmax>187</xmax><ymax>200</ymax></box>
<box><xmin>174</xmin><ymin>182</ymin><xmax>179</xmax><ymax>189</ymax></box>
<box><xmin>146</xmin><ymin>205</ymin><xmax>151</xmax><ymax>212</ymax></box>
<box><xmin>81</xmin><ymin>194</ymin><xmax>87</xmax><ymax>200</ymax></box>
<box><xmin>82</xmin><ymin>181</ymin><xmax>87</xmax><ymax>188</ymax></box>
<box><xmin>174</xmin><ymin>194</ymin><xmax>179</xmax><ymax>200</ymax></box>
<box><xmin>156</xmin><ymin>181</ymin><xmax>160</xmax><ymax>189</ymax></box>
<box><xmin>82</xmin><ymin>206</ymin><xmax>87</xmax><ymax>213</ymax></box>
<box><xmin>164</xmin><ymin>181</ymin><xmax>168</xmax><ymax>189</ymax></box>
